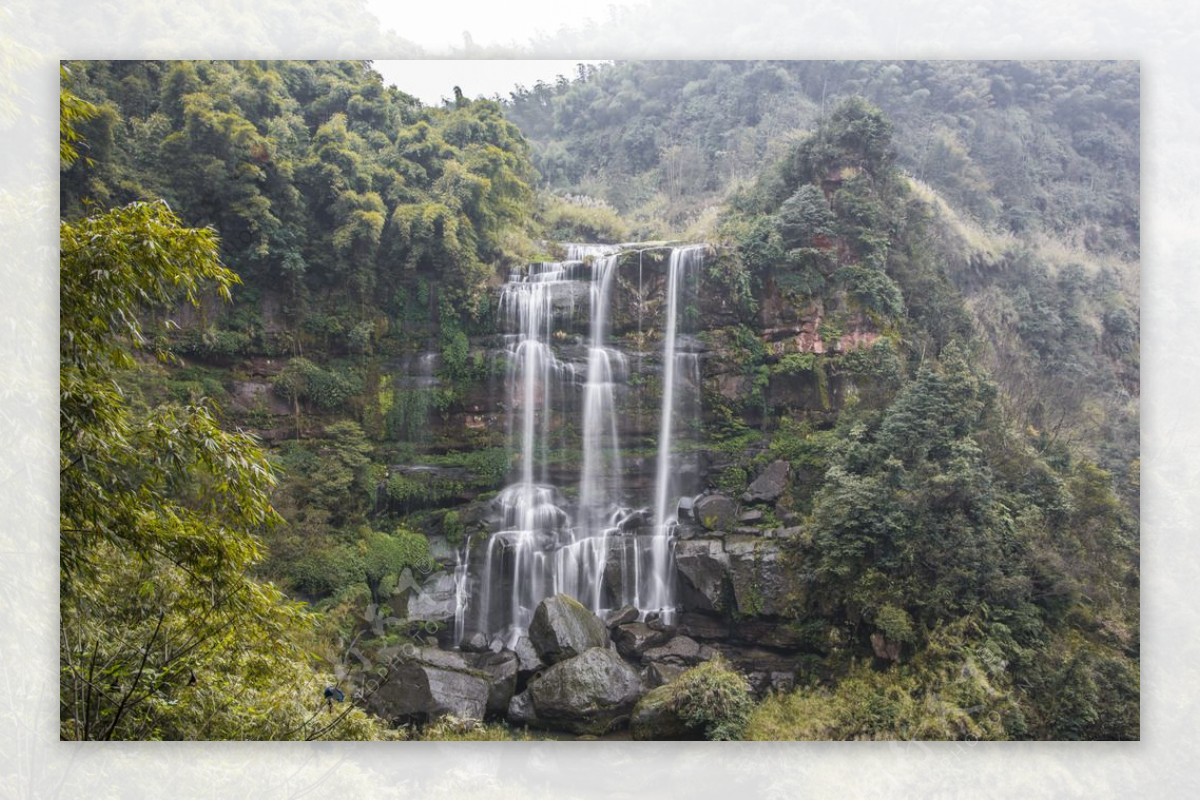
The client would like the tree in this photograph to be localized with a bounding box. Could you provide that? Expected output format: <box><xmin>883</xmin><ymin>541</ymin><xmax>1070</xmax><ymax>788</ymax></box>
<box><xmin>59</xmin><ymin>88</ymin><xmax>387</xmax><ymax>740</ymax></box>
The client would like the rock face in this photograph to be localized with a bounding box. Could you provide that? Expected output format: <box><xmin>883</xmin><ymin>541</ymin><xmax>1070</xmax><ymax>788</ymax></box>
<box><xmin>742</xmin><ymin>460</ymin><xmax>790</xmax><ymax>503</ymax></box>
<box><xmin>367</xmin><ymin>648</ymin><xmax>490</xmax><ymax>725</ymax></box>
<box><xmin>674</xmin><ymin>539</ymin><xmax>730</xmax><ymax>613</ymax></box>
<box><xmin>517</xmin><ymin>647</ymin><xmax>644</xmax><ymax>734</ymax></box>
<box><xmin>528</xmin><ymin>594</ymin><xmax>610</xmax><ymax>665</ymax></box>
<box><xmin>725</xmin><ymin>535</ymin><xmax>789</xmax><ymax>617</ymax></box>
<box><xmin>694</xmin><ymin>494</ymin><xmax>739</xmax><ymax>531</ymax></box>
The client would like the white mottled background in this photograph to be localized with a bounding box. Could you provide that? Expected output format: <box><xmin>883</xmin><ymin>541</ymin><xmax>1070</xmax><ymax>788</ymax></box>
<box><xmin>1</xmin><ymin>0</ymin><xmax>1189</xmax><ymax>796</ymax></box>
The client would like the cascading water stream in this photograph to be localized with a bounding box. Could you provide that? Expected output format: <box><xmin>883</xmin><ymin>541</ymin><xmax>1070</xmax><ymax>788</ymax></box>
<box><xmin>646</xmin><ymin>245</ymin><xmax>705</xmax><ymax>623</ymax></box>
<box><xmin>461</xmin><ymin>244</ymin><xmax>704</xmax><ymax>646</ymax></box>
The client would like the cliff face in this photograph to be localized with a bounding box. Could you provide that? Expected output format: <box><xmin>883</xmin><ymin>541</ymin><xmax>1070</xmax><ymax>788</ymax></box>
<box><xmin>347</xmin><ymin>244</ymin><xmax>888</xmax><ymax>680</ymax></box>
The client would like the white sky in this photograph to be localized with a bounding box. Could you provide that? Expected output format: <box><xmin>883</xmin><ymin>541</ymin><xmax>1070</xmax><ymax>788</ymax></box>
<box><xmin>364</xmin><ymin>0</ymin><xmax>639</xmax><ymax>104</ymax></box>
<box><xmin>365</xmin><ymin>0</ymin><xmax>641</xmax><ymax>52</ymax></box>
<box><xmin>372</xmin><ymin>60</ymin><xmax>609</xmax><ymax>106</ymax></box>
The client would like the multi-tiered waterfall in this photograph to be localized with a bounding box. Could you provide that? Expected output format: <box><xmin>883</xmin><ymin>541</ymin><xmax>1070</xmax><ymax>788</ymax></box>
<box><xmin>458</xmin><ymin>244</ymin><xmax>705</xmax><ymax>648</ymax></box>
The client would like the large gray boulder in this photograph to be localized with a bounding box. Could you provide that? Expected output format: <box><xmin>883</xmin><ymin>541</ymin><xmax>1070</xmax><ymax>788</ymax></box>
<box><xmin>674</xmin><ymin>538</ymin><xmax>730</xmax><ymax>613</ymax></box>
<box><xmin>604</xmin><ymin>604</ymin><xmax>640</xmax><ymax>628</ymax></box>
<box><xmin>473</xmin><ymin>650</ymin><xmax>519</xmax><ymax>715</ymax></box>
<box><xmin>511</xmin><ymin>634</ymin><xmax>545</xmax><ymax>675</ymax></box>
<box><xmin>613</xmin><ymin>622</ymin><xmax>672</xmax><ymax>661</ymax></box>
<box><xmin>641</xmin><ymin>635</ymin><xmax>704</xmax><ymax>667</ymax></box>
<box><xmin>528</xmin><ymin>594</ymin><xmax>609</xmax><ymax>665</ymax></box>
<box><xmin>403</xmin><ymin>571</ymin><xmax>458</xmax><ymax>624</ymax></box>
<box><xmin>742</xmin><ymin>460</ymin><xmax>790</xmax><ymax>503</ymax></box>
<box><xmin>366</xmin><ymin>648</ymin><xmax>489</xmax><ymax>725</ymax></box>
<box><xmin>694</xmin><ymin>494</ymin><xmax>738</xmax><ymax>531</ymax></box>
<box><xmin>520</xmin><ymin>647</ymin><xmax>644</xmax><ymax>735</ymax></box>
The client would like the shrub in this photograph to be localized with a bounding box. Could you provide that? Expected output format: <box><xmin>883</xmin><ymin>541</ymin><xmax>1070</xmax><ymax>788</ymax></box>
<box><xmin>412</xmin><ymin>715</ymin><xmax>530</xmax><ymax>741</ymax></box>
<box><xmin>668</xmin><ymin>656</ymin><xmax>754</xmax><ymax>741</ymax></box>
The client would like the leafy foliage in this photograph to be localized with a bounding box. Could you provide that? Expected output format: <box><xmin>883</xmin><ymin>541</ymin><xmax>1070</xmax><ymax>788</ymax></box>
<box><xmin>665</xmin><ymin>656</ymin><xmax>754</xmax><ymax>741</ymax></box>
<box><xmin>59</xmin><ymin>102</ymin><xmax>391</xmax><ymax>738</ymax></box>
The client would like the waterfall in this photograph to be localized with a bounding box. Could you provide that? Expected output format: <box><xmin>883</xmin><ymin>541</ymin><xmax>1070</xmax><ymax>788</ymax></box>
<box><xmin>647</xmin><ymin>245</ymin><xmax>705</xmax><ymax>623</ymax></box>
<box><xmin>578</xmin><ymin>253</ymin><xmax>624</xmax><ymax>539</ymax></box>
<box><xmin>460</xmin><ymin>244</ymin><xmax>704</xmax><ymax>645</ymax></box>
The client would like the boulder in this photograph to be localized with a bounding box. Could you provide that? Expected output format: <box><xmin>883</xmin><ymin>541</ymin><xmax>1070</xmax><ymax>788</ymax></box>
<box><xmin>522</xmin><ymin>647</ymin><xmax>644</xmax><ymax>735</ymax></box>
<box><xmin>644</xmin><ymin>662</ymin><xmax>685</xmax><ymax>688</ymax></box>
<box><xmin>694</xmin><ymin>494</ymin><xmax>738</xmax><ymax>531</ymax></box>
<box><xmin>742</xmin><ymin>460</ymin><xmax>790</xmax><ymax>503</ymax></box>
<box><xmin>511</xmin><ymin>635</ymin><xmax>545</xmax><ymax>675</ymax></box>
<box><xmin>473</xmin><ymin>650</ymin><xmax>519</xmax><ymax>715</ymax></box>
<box><xmin>674</xmin><ymin>539</ymin><xmax>730</xmax><ymax>613</ymax></box>
<box><xmin>460</xmin><ymin>631</ymin><xmax>490</xmax><ymax>653</ymax></box>
<box><xmin>641</xmin><ymin>635</ymin><xmax>703</xmax><ymax>666</ymax></box>
<box><xmin>367</xmin><ymin>650</ymin><xmax>489</xmax><ymax>725</ymax></box>
<box><xmin>507</xmin><ymin>689</ymin><xmax>536</xmax><ymax>725</ymax></box>
<box><xmin>604</xmin><ymin>604</ymin><xmax>640</xmax><ymax>628</ymax></box>
<box><xmin>613</xmin><ymin>622</ymin><xmax>672</xmax><ymax>661</ymax></box>
<box><xmin>404</xmin><ymin>571</ymin><xmax>458</xmax><ymax>624</ymax></box>
<box><xmin>630</xmin><ymin>684</ymin><xmax>703</xmax><ymax>740</ymax></box>
<box><xmin>528</xmin><ymin>594</ymin><xmax>610</xmax><ymax>665</ymax></box>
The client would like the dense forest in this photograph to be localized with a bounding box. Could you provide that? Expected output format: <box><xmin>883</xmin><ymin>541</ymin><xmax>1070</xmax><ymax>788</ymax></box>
<box><xmin>60</xmin><ymin>59</ymin><xmax>1138</xmax><ymax>741</ymax></box>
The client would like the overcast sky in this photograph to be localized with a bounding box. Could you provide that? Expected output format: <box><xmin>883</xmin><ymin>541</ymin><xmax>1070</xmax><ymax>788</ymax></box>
<box><xmin>372</xmin><ymin>60</ymin><xmax>609</xmax><ymax>106</ymax></box>
<box><xmin>363</xmin><ymin>0</ymin><xmax>638</xmax><ymax>104</ymax></box>
<box><xmin>364</xmin><ymin>0</ymin><xmax>642</xmax><ymax>51</ymax></box>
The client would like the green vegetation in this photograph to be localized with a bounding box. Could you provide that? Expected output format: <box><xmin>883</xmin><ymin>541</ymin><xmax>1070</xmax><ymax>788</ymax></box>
<box><xmin>59</xmin><ymin>92</ymin><xmax>390</xmax><ymax>740</ymax></box>
<box><xmin>61</xmin><ymin>59</ymin><xmax>1138</xmax><ymax>741</ymax></box>
<box><xmin>658</xmin><ymin>657</ymin><xmax>754</xmax><ymax>741</ymax></box>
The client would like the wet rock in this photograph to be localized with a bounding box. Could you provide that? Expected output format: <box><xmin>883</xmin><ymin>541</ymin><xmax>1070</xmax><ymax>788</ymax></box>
<box><xmin>742</xmin><ymin>460</ymin><xmax>790</xmax><ymax>503</ymax></box>
<box><xmin>529</xmin><ymin>594</ymin><xmax>610</xmax><ymax>665</ymax></box>
<box><xmin>674</xmin><ymin>539</ymin><xmax>730</xmax><ymax>613</ymax></box>
<box><xmin>404</xmin><ymin>572</ymin><xmax>458</xmax><ymax>624</ymax></box>
<box><xmin>460</xmin><ymin>632</ymin><xmax>490</xmax><ymax>653</ymax></box>
<box><xmin>507</xmin><ymin>689</ymin><xmax>536</xmax><ymax>725</ymax></box>
<box><xmin>644</xmin><ymin>612</ymin><xmax>675</xmax><ymax>633</ymax></box>
<box><xmin>641</xmin><ymin>635</ymin><xmax>704</xmax><ymax>666</ymax></box>
<box><xmin>673</xmin><ymin>521</ymin><xmax>706</xmax><ymax>540</ymax></box>
<box><xmin>473</xmin><ymin>650</ymin><xmax>519</xmax><ymax>715</ymax></box>
<box><xmin>694</xmin><ymin>494</ymin><xmax>738</xmax><ymax>531</ymax></box>
<box><xmin>644</xmin><ymin>662</ymin><xmax>685</xmax><ymax>688</ymax></box>
<box><xmin>511</xmin><ymin>635</ymin><xmax>545</xmax><ymax>675</ymax></box>
<box><xmin>616</xmin><ymin>508</ymin><xmax>649</xmax><ymax>532</ymax></box>
<box><xmin>605</xmin><ymin>605</ymin><xmax>640</xmax><ymax>628</ymax></box>
<box><xmin>522</xmin><ymin>647</ymin><xmax>644</xmax><ymax>735</ymax></box>
<box><xmin>677</xmin><ymin>494</ymin><xmax>696</xmax><ymax>523</ymax></box>
<box><xmin>613</xmin><ymin>622</ymin><xmax>672</xmax><ymax>661</ymax></box>
<box><xmin>367</xmin><ymin>650</ymin><xmax>490</xmax><ymax>725</ymax></box>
